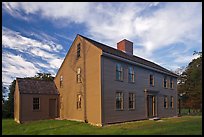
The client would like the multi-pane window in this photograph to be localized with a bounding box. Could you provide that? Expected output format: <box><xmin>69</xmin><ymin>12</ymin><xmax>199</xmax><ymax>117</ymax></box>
<box><xmin>116</xmin><ymin>92</ymin><xmax>123</xmax><ymax>110</ymax></box>
<box><xmin>77</xmin><ymin>43</ymin><xmax>81</xmax><ymax>58</ymax></box>
<box><xmin>116</xmin><ymin>64</ymin><xmax>123</xmax><ymax>81</ymax></box>
<box><xmin>150</xmin><ymin>74</ymin><xmax>154</xmax><ymax>86</ymax></box>
<box><xmin>163</xmin><ymin>76</ymin><xmax>167</xmax><ymax>88</ymax></box>
<box><xmin>170</xmin><ymin>77</ymin><xmax>173</xmax><ymax>89</ymax></box>
<box><xmin>129</xmin><ymin>93</ymin><xmax>135</xmax><ymax>110</ymax></box>
<box><xmin>76</xmin><ymin>68</ymin><xmax>82</xmax><ymax>83</ymax></box>
<box><xmin>33</xmin><ymin>98</ymin><xmax>40</xmax><ymax>110</ymax></box>
<box><xmin>60</xmin><ymin>75</ymin><xmax>63</xmax><ymax>88</ymax></box>
<box><xmin>77</xmin><ymin>94</ymin><xmax>82</xmax><ymax>109</ymax></box>
<box><xmin>164</xmin><ymin>96</ymin><xmax>168</xmax><ymax>108</ymax></box>
<box><xmin>170</xmin><ymin>96</ymin><xmax>174</xmax><ymax>108</ymax></box>
<box><xmin>128</xmin><ymin>67</ymin><xmax>135</xmax><ymax>82</ymax></box>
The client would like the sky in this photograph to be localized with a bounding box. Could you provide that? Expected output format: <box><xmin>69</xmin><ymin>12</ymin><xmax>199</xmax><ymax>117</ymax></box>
<box><xmin>2</xmin><ymin>2</ymin><xmax>202</xmax><ymax>95</ymax></box>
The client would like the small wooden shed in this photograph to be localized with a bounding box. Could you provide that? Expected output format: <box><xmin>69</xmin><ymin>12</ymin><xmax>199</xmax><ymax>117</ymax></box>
<box><xmin>14</xmin><ymin>78</ymin><xmax>59</xmax><ymax>123</ymax></box>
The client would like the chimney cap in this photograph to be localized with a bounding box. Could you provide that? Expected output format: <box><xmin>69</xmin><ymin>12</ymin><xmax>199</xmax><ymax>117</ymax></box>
<box><xmin>117</xmin><ymin>39</ymin><xmax>133</xmax><ymax>44</ymax></box>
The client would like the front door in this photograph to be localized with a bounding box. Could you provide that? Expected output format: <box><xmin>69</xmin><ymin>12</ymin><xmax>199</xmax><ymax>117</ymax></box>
<box><xmin>49</xmin><ymin>99</ymin><xmax>56</xmax><ymax>118</ymax></box>
<box><xmin>147</xmin><ymin>95</ymin><xmax>156</xmax><ymax>118</ymax></box>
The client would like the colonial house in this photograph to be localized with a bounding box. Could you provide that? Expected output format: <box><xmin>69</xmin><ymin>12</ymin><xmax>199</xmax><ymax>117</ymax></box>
<box><xmin>14</xmin><ymin>34</ymin><xmax>178</xmax><ymax>126</ymax></box>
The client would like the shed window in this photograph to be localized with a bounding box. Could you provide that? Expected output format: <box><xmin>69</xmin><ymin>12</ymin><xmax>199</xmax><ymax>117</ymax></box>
<box><xmin>116</xmin><ymin>64</ymin><xmax>123</xmax><ymax>81</ymax></box>
<box><xmin>116</xmin><ymin>92</ymin><xmax>123</xmax><ymax>110</ymax></box>
<box><xmin>33</xmin><ymin>98</ymin><xmax>40</xmax><ymax>110</ymax></box>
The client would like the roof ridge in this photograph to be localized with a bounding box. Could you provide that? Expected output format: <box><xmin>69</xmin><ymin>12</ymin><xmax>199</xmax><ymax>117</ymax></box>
<box><xmin>79</xmin><ymin>34</ymin><xmax>178</xmax><ymax>77</ymax></box>
<box><xmin>17</xmin><ymin>78</ymin><xmax>54</xmax><ymax>82</ymax></box>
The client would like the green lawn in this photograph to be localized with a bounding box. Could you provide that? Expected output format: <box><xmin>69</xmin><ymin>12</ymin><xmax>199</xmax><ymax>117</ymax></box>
<box><xmin>2</xmin><ymin>116</ymin><xmax>202</xmax><ymax>135</ymax></box>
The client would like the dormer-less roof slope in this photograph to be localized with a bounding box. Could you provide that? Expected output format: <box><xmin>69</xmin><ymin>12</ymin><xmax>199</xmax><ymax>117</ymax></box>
<box><xmin>16</xmin><ymin>78</ymin><xmax>59</xmax><ymax>95</ymax></box>
<box><xmin>78</xmin><ymin>34</ymin><xmax>178</xmax><ymax>77</ymax></box>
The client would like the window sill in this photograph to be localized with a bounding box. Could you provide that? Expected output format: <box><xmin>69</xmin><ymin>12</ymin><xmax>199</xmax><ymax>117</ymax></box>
<box><xmin>128</xmin><ymin>109</ymin><xmax>135</xmax><ymax>111</ymax></box>
<box><xmin>115</xmin><ymin>109</ymin><xmax>124</xmax><ymax>111</ymax></box>
<box><xmin>115</xmin><ymin>79</ymin><xmax>124</xmax><ymax>82</ymax></box>
<box><xmin>128</xmin><ymin>81</ymin><xmax>135</xmax><ymax>84</ymax></box>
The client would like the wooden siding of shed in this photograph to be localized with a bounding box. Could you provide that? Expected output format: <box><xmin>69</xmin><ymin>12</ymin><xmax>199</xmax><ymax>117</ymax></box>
<box><xmin>14</xmin><ymin>80</ymin><xmax>20</xmax><ymax>123</ymax></box>
<box><xmin>20</xmin><ymin>94</ymin><xmax>59</xmax><ymax>122</ymax></box>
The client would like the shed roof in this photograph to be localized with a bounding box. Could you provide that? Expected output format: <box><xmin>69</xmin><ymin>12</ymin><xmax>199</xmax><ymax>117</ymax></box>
<box><xmin>78</xmin><ymin>34</ymin><xmax>178</xmax><ymax>77</ymax></box>
<box><xmin>16</xmin><ymin>78</ymin><xmax>59</xmax><ymax>95</ymax></box>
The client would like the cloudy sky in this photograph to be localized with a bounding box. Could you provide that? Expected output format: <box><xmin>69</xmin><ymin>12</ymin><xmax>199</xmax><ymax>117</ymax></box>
<box><xmin>2</xmin><ymin>2</ymin><xmax>202</xmax><ymax>91</ymax></box>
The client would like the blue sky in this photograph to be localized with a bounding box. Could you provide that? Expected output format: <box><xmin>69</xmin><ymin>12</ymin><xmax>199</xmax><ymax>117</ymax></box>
<box><xmin>2</xmin><ymin>2</ymin><xmax>202</xmax><ymax>91</ymax></box>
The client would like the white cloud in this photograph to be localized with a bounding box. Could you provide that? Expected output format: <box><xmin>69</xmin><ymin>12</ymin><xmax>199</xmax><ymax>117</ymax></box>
<box><xmin>48</xmin><ymin>58</ymin><xmax>64</xmax><ymax>69</ymax></box>
<box><xmin>2</xmin><ymin>2</ymin><xmax>202</xmax><ymax>74</ymax></box>
<box><xmin>2</xmin><ymin>2</ymin><xmax>90</xmax><ymax>23</ymax></box>
<box><xmin>2</xmin><ymin>27</ymin><xmax>63</xmax><ymax>53</ymax></box>
<box><xmin>2</xmin><ymin>27</ymin><xmax>51</xmax><ymax>52</ymax></box>
<box><xmin>2</xmin><ymin>52</ymin><xmax>39</xmax><ymax>85</ymax></box>
<box><xmin>174</xmin><ymin>54</ymin><xmax>200</xmax><ymax>64</ymax></box>
<box><xmin>3</xmin><ymin>2</ymin><xmax>201</xmax><ymax>51</ymax></box>
<box><xmin>134</xmin><ymin>2</ymin><xmax>202</xmax><ymax>52</ymax></box>
<box><xmin>29</xmin><ymin>48</ymin><xmax>64</xmax><ymax>70</ymax></box>
<box><xmin>2</xmin><ymin>27</ymin><xmax>65</xmax><ymax>86</ymax></box>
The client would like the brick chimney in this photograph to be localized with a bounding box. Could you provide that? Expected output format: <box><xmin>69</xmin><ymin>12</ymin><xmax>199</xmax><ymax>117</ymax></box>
<box><xmin>117</xmin><ymin>39</ymin><xmax>133</xmax><ymax>55</ymax></box>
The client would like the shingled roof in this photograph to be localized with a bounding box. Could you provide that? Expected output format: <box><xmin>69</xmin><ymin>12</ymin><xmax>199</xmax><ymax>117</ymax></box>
<box><xmin>16</xmin><ymin>78</ymin><xmax>59</xmax><ymax>95</ymax></box>
<box><xmin>78</xmin><ymin>34</ymin><xmax>178</xmax><ymax>77</ymax></box>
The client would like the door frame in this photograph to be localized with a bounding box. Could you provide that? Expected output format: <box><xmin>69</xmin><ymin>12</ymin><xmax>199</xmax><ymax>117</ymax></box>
<box><xmin>147</xmin><ymin>95</ymin><xmax>157</xmax><ymax>118</ymax></box>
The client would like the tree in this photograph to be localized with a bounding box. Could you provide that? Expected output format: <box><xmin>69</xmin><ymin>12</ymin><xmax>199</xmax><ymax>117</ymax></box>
<box><xmin>33</xmin><ymin>73</ymin><xmax>54</xmax><ymax>80</ymax></box>
<box><xmin>177</xmin><ymin>51</ymin><xmax>202</xmax><ymax>112</ymax></box>
<box><xmin>2</xmin><ymin>83</ymin><xmax>5</xmax><ymax>103</ymax></box>
<box><xmin>2</xmin><ymin>82</ymin><xmax>8</xmax><ymax>103</ymax></box>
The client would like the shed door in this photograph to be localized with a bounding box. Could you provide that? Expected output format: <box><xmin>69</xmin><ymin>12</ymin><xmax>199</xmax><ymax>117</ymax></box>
<box><xmin>49</xmin><ymin>99</ymin><xmax>56</xmax><ymax>118</ymax></box>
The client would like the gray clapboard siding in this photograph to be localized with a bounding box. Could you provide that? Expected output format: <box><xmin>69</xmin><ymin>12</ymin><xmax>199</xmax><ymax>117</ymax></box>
<box><xmin>101</xmin><ymin>55</ymin><xmax>177</xmax><ymax>124</ymax></box>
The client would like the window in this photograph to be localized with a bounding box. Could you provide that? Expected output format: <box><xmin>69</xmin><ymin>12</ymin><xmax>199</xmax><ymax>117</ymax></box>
<box><xmin>129</xmin><ymin>93</ymin><xmax>135</xmax><ymax>110</ymax></box>
<box><xmin>149</xmin><ymin>74</ymin><xmax>154</xmax><ymax>86</ymax></box>
<box><xmin>170</xmin><ymin>77</ymin><xmax>173</xmax><ymax>89</ymax></box>
<box><xmin>77</xmin><ymin>43</ymin><xmax>81</xmax><ymax>58</ymax></box>
<box><xmin>128</xmin><ymin>67</ymin><xmax>135</xmax><ymax>82</ymax></box>
<box><xmin>77</xmin><ymin>94</ymin><xmax>82</xmax><ymax>109</ymax></box>
<box><xmin>164</xmin><ymin>96</ymin><xmax>168</xmax><ymax>108</ymax></box>
<box><xmin>170</xmin><ymin>96</ymin><xmax>174</xmax><ymax>108</ymax></box>
<box><xmin>60</xmin><ymin>75</ymin><xmax>63</xmax><ymax>88</ymax></box>
<box><xmin>116</xmin><ymin>64</ymin><xmax>123</xmax><ymax>81</ymax></box>
<box><xmin>163</xmin><ymin>76</ymin><xmax>167</xmax><ymax>88</ymax></box>
<box><xmin>33</xmin><ymin>98</ymin><xmax>40</xmax><ymax>110</ymax></box>
<box><xmin>116</xmin><ymin>92</ymin><xmax>123</xmax><ymax>110</ymax></box>
<box><xmin>76</xmin><ymin>68</ymin><xmax>82</xmax><ymax>83</ymax></box>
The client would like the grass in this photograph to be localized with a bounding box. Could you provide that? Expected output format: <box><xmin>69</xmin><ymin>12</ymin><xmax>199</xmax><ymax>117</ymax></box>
<box><xmin>2</xmin><ymin>116</ymin><xmax>202</xmax><ymax>135</ymax></box>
